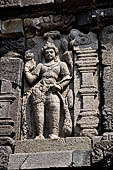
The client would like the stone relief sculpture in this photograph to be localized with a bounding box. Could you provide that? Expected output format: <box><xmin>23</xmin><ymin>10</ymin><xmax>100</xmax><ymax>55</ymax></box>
<box><xmin>22</xmin><ymin>28</ymin><xmax>100</xmax><ymax>140</ymax></box>
<box><xmin>22</xmin><ymin>50</ymin><xmax>36</xmax><ymax>139</ymax></box>
<box><xmin>24</xmin><ymin>15</ymin><xmax>76</xmax><ymax>38</ymax></box>
<box><xmin>24</xmin><ymin>40</ymin><xmax>72</xmax><ymax>139</ymax></box>
<box><xmin>69</xmin><ymin>29</ymin><xmax>99</xmax><ymax>137</ymax></box>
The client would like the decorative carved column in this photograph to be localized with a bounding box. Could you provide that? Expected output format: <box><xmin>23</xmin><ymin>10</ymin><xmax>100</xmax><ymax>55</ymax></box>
<box><xmin>0</xmin><ymin>92</ymin><xmax>15</xmax><ymax>137</ymax></box>
<box><xmin>91</xmin><ymin>24</ymin><xmax>113</xmax><ymax>170</ymax></box>
<box><xmin>0</xmin><ymin>84</ymin><xmax>16</xmax><ymax>169</ymax></box>
<box><xmin>69</xmin><ymin>29</ymin><xmax>99</xmax><ymax>137</ymax></box>
<box><xmin>0</xmin><ymin>54</ymin><xmax>23</xmax><ymax>169</ymax></box>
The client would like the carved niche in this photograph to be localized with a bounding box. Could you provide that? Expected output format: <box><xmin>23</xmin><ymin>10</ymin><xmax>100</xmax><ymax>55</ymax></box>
<box><xmin>22</xmin><ymin>21</ymin><xmax>100</xmax><ymax>139</ymax></box>
<box><xmin>22</xmin><ymin>30</ymin><xmax>73</xmax><ymax>140</ymax></box>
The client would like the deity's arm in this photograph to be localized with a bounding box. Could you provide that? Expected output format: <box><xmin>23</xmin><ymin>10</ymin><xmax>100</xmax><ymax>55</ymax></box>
<box><xmin>58</xmin><ymin>62</ymin><xmax>71</xmax><ymax>90</ymax></box>
<box><xmin>24</xmin><ymin>63</ymin><xmax>42</xmax><ymax>86</ymax></box>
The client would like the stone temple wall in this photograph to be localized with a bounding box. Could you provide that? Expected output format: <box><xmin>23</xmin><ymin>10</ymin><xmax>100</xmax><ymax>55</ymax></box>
<box><xmin>0</xmin><ymin>0</ymin><xmax>113</xmax><ymax>170</ymax></box>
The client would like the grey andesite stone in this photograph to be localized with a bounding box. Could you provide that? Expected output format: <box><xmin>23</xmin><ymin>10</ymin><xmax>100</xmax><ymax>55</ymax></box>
<box><xmin>21</xmin><ymin>0</ymin><xmax>54</xmax><ymax>6</ymax></box>
<box><xmin>9</xmin><ymin>150</ymin><xmax>91</xmax><ymax>170</ymax></box>
<box><xmin>0</xmin><ymin>0</ymin><xmax>20</xmax><ymax>7</ymax></box>
<box><xmin>1</xmin><ymin>19</ymin><xmax>24</xmax><ymax>37</ymax></box>
<box><xmin>0</xmin><ymin>58</ymin><xmax>23</xmax><ymax>87</ymax></box>
<box><xmin>15</xmin><ymin>137</ymin><xmax>91</xmax><ymax>153</ymax></box>
<box><xmin>72</xmin><ymin>150</ymin><xmax>91</xmax><ymax>167</ymax></box>
<box><xmin>8</xmin><ymin>137</ymin><xmax>91</xmax><ymax>169</ymax></box>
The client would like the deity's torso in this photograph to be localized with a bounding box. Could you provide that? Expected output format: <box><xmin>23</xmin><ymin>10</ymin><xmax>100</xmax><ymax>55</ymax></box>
<box><xmin>41</xmin><ymin>62</ymin><xmax>60</xmax><ymax>85</ymax></box>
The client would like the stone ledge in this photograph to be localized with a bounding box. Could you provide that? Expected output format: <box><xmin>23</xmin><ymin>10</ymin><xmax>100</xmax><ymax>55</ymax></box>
<box><xmin>9</xmin><ymin>150</ymin><xmax>91</xmax><ymax>170</ymax></box>
<box><xmin>21</xmin><ymin>0</ymin><xmax>54</xmax><ymax>7</ymax></box>
<box><xmin>0</xmin><ymin>0</ymin><xmax>112</xmax><ymax>8</ymax></box>
<box><xmin>0</xmin><ymin>0</ymin><xmax>54</xmax><ymax>8</ymax></box>
<box><xmin>0</xmin><ymin>0</ymin><xmax>112</xmax><ymax>15</ymax></box>
<box><xmin>15</xmin><ymin>137</ymin><xmax>91</xmax><ymax>153</ymax></box>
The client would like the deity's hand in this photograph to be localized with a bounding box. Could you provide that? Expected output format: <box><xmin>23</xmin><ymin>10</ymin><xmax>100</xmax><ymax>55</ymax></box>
<box><xmin>51</xmin><ymin>84</ymin><xmax>62</xmax><ymax>92</ymax></box>
<box><xmin>24</xmin><ymin>65</ymin><xmax>30</xmax><ymax>72</ymax></box>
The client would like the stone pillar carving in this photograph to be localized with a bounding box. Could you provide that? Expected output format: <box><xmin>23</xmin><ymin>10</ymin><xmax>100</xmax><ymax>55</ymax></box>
<box><xmin>0</xmin><ymin>80</ymin><xmax>16</xmax><ymax>169</ymax></box>
<box><xmin>0</xmin><ymin>55</ymin><xmax>23</xmax><ymax>139</ymax></box>
<box><xmin>69</xmin><ymin>29</ymin><xmax>99</xmax><ymax>137</ymax></box>
<box><xmin>99</xmin><ymin>25</ymin><xmax>113</xmax><ymax>134</ymax></box>
<box><xmin>0</xmin><ymin>18</ymin><xmax>25</xmax><ymax>140</ymax></box>
<box><xmin>0</xmin><ymin>93</ymin><xmax>15</xmax><ymax>137</ymax></box>
<box><xmin>0</xmin><ymin>18</ymin><xmax>24</xmax><ymax>169</ymax></box>
<box><xmin>0</xmin><ymin>53</ymin><xmax>24</xmax><ymax>169</ymax></box>
<box><xmin>92</xmin><ymin>25</ymin><xmax>113</xmax><ymax>169</ymax></box>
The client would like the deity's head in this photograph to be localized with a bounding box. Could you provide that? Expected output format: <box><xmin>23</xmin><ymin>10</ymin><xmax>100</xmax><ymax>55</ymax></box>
<box><xmin>41</xmin><ymin>42</ymin><xmax>59</xmax><ymax>62</ymax></box>
<box><xmin>25</xmin><ymin>50</ymin><xmax>34</xmax><ymax>61</ymax></box>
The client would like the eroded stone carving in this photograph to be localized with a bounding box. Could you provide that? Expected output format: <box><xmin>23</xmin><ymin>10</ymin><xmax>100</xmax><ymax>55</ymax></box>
<box><xmin>99</xmin><ymin>25</ymin><xmax>113</xmax><ymax>137</ymax></box>
<box><xmin>24</xmin><ymin>15</ymin><xmax>76</xmax><ymax>38</ymax></box>
<box><xmin>23</xmin><ymin>29</ymin><xmax>100</xmax><ymax>139</ymax></box>
<box><xmin>69</xmin><ymin>29</ymin><xmax>99</xmax><ymax>137</ymax></box>
<box><xmin>0</xmin><ymin>146</ymin><xmax>11</xmax><ymax>170</ymax></box>
<box><xmin>0</xmin><ymin>0</ymin><xmax>20</xmax><ymax>6</ymax></box>
<box><xmin>22</xmin><ymin>50</ymin><xmax>36</xmax><ymax>139</ymax></box>
<box><xmin>24</xmin><ymin>40</ymin><xmax>72</xmax><ymax>139</ymax></box>
<box><xmin>102</xmin><ymin>107</ymin><xmax>113</xmax><ymax>132</ymax></box>
<box><xmin>92</xmin><ymin>133</ymin><xmax>113</xmax><ymax>170</ymax></box>
<box><xmin>0</xmin><ymin>37</ymin><xmax>25</xmax><ymax>56</ymax></box>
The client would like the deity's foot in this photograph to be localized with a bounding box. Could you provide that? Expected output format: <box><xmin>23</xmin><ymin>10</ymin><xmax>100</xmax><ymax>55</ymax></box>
<box><xmin>48</xmin><ymin>134</ymin><xmax>59</xmax><ymax>139</ymax></box>
<box><xmin>35</xmin><ymin>135</ymin><xmax>45</xmax><ymax>140</ymax></box>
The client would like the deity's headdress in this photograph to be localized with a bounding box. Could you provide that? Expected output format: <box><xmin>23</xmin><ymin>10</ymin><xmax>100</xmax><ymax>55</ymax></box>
<box><xmin>41</xmin><ymin>41</ymin><xmax>59</xmax><ymax>62</ymax></box>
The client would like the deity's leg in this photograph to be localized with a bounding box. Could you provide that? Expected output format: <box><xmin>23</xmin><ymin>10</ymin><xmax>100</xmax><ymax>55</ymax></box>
<box><xmin>33</xmin><ymin>102</ymin><xmax>44</xmax><ymax>139</ymax></box>
<box><xmin>47</xmin><ymin>94</ymin><xmax>60</xmax><ymax>139</ymax></box>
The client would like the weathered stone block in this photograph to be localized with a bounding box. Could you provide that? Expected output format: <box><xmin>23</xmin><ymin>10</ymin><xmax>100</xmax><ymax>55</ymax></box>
<box><xmin>0</xmin><ymin>101</ymin><xmax>10</xmax><ymax>118</ymax></box>
<box><xmin>9</xmin><ymin>152</ymin><xmax>72</xmax><ymax>170</ymax></box>
<box><xmin>9</xmin><ymin>149</ymin><xmax>91</xmax><ymax>169</ymax></box>
<box><xmin>0</xmin><ymin>93</ymin><xmax>15</xmax><ymax>119</ymax></box>
<box><xmin>0</xmin><ymin>58</ymin><xmax>23</xmax><ymax>87</ymax></box>
<box><xmin>0</xmin><ymin>137</ymin><xmax>14</xmax><ymax>146</ymax></box>
<box><xmin>24</xmin><ymin>15</ymin><xmax>75</xmax><ymax>38</ymax></box>
<box><xmin>8</xmin><ymin>154</ymin><xmax>28</xmax><ymax>170</ymax></box>
<box><xmin>0</xmin><ymin>56</ymin><xmax>23</xmax><ymax>140</ymax></box>
<box><xmin>92</xmin><ymin>136</ymin><xmax>102</xmax><ymax>147</ymax></box>
<box><xmin>0</xmin><ymin>125</ymin><xmax>14</xmax><ymax>137</ymax></box>
<box><xmin>0</xmin><ymin>38</ymin><xmax>25</xmax><ymax>56</ymax></box>
<box><xmin>77</xmin><ymin>116</ymin><xmax>99</xmax><ymax>128</ymax></box>
<box><xmin>0</xmin><ymin>0</ymin><xmax>20</xmax><ymax>7</ymax></box>
<box><xmin>1</xmin><ymin>19</ymin><xmax>24</xmax><ymax>37</ymax></box>
<box><xmin>72</xmin><ymin>150</ymin><xmax>91</xmax><ymax>167</ymax></box>
<box><xmin>21</xmin><ymin>0</ymin><xmax>54</xmax><ymax>7</ymax></box>
<box><xmin>21</xmin><ymin>151</ymin><xmax>72</xmax><ymax>169</ymax></box>
<box><xmin>1</xmin><ymin>80</ymin><xmax>12</xmax><ymax>93</ymax></box>
<box><xmin>15</xmin><ymin>137</ymin><xmax>91</xmax><ymax>153</ymax></box>
<box><xmin>99</xmin><ymin>25</ymin><xmax>113</xmax><ymax>122</ymax></box>
<box><xmin>0</xmin><ymin>146</ymin><xmax>12</xmax><ymax>170</ymax></box>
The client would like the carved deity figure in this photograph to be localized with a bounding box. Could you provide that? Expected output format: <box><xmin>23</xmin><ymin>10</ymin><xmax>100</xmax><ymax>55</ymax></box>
<box><xmin>22</xmin><ymin>50</ymin><xmax>36</xmax><ymax>139</ymax></box>
<box><xmin>24</xmin><ymin>42</ymin><xmax>71</xmax><ymax>139</ymax></box>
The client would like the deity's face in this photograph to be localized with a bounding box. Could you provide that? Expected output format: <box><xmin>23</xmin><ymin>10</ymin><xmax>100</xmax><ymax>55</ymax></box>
<box><xmin>25</xmin><ymin>51</ymin><xmax>34</xmax><ymax>61</ymax></box>
<box><xmin>44</xmin><ymin>48</ymin><xmax>55</xmax><ymax>61</ymax></box>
